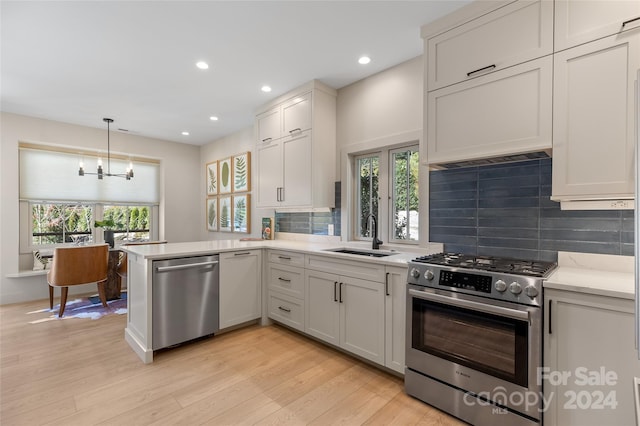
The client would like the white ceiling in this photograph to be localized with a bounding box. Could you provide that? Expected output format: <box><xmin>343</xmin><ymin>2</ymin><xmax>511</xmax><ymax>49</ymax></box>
<box><xmin>1</xmin><ymin>1</ymin><xmax>470</xmax><ymax>146</ymax></box>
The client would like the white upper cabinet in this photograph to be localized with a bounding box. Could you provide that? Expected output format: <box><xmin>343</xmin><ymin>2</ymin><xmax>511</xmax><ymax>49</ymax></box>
<box><xmin>426</xmin><ymin>0</ymin><xmax>553</xmax><ymax>91</ymax></box>
<box><xmin>282</xmin><ymin>92</ymin><xmax>311</xmax><ymax>135</ymax></box>
<box><xmin>551</xmin><ymin>31</ymin><xmax>639</xmax><ymax>202</ymax></box>
<box><xmin>256</xmin><ymin>107</ymin><xmax>281</xmax><ymax>143</ymax></box>
<box><xmin>555</xmin><ymin>0</ymin><xmax>640</xmax><ymax>52</ymax></box>
<box><xmin>427</xmin><ymin>56</ymin><xmax>552</xmax><ymax>165</ymax></box>
<box><xmin>255</xmin><ymin>81</ymin><xmax>336</xmax><ymax>210</ymax></box>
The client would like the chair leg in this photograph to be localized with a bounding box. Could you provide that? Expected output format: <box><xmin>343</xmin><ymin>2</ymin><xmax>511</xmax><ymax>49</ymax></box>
<box><xmin>49</xmin><ymin>285</ymin><xmax>54</xmax><ymax>310</ymax></box>
<box><xmin>59</xmin><ymin>287</ymin><xmax>69</xmax><ymax>317</ymax></box>
<box><xmin>97</xmin><ymin>281</ymin><xmax>108</xmax><ymax>308</ymax></box>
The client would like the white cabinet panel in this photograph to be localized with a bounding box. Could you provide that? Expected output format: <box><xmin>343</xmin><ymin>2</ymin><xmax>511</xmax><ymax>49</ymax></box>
<box><xmin>282</xmin><ymin>92</ymin><xmax>311</xmax><ymax>134</ymax></box>
<box><xmin>256</xmin><ymin>107</ymin><xmax>281</xmax><ymax>143</ymax></box>
<box><xmin>268</xmin><ymin>292</ymin><xmax>304</xmax><ymax>332</ymax></box>
<box><xmin>427</xmin><ymin>56</ymin><xmax>552</xmax><ymax>165</ymax></box>
<box><xmin>255</xmin><ymin>140</ymin><xmax>281</xmax><ymax>208</ymax></box>
<box><xmin>268</xmin><ymin>263</ymin><xmax>304</xmax><ymax>299</ymax></box>
<box><xmin>384</xmin><ymin>266</ymin><xmax>406</xmax><ymax>374</ymax></box>
<box><xmin>552</xmin><ymin>32</ymin><xmax>639</xmax><ymax>201</ymax></box>
<box><xmin>305</xmin><ymin>269</ymin><xmax>340</xmax><ymax>346</ymax></box>
<box><xmin>281</xmin><ymin>131</ymin><xmax>312</xmax><ymax>207</ymax></box>
<box><xmin>544</xmin><ymin>289</ymin><xmax>640</xmax><ymax>426</ymax></box>
<box><xmin>219</xmin><ymin>250</ymin><xmax>262</xmax><ymax>329</ymax></box>
<box><xmin>555</xmin><ymin>0</ymin><xmax>640</xmax><ymax>51</ymax></box>
<box><xmin>428</xmin><ymin>0</ymin><xmax>553</xmax><ymax>90</ymax></box>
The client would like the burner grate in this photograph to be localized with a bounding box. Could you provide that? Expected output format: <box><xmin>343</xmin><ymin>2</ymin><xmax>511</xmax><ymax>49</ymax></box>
<box><xmin>412</xmin><ymin>253</ymin><xmax>556</xmax><ymax>277</ymax></box>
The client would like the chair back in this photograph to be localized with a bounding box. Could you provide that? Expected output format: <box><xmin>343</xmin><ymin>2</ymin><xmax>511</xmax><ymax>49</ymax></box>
<box><xmin>47</xmin><ymin>244</ymin><xmax>109</xmax><ymax>287</ymax></box>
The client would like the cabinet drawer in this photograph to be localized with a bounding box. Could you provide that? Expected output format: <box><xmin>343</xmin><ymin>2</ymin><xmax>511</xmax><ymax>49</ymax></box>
<box><xmin>427</xmin><ymin>56</ymin><xmax>552</xmax><ymax>165</ymax></box>
<box><xmin>306</xmin><ymin>255</ymin><xmax>385</xmax><ymax>283</ymax></box>
<box><xmin>268</xmin><ymin>250</ymin><xmax>305</xmax><ymax>267</ymax></box>
<box><xmin>268</xmin><ymin>264</ymin><xmax>304</xmax><ymax>299</ymax></box>
<box><xmin>427</xmin><ymin>0</ymin><xmax>553</xmax><ymax>90</ymax></box>
<box><xmin>268</xmin><ymin>292</ymin><xmax>304</xmax><ymax>332</ymax></box>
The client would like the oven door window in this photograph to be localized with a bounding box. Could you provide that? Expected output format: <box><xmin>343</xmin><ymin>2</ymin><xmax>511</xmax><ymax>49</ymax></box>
<box><xmin>412</xmin><ymin>298</ymin><xmax>528</xmax><ymax>387</ymax></box>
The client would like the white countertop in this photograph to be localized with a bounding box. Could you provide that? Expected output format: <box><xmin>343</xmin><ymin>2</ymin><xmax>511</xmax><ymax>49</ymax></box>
<box><xmin>544</xmin><ymin>251</ymin><xmax>635</xmax><ymax>300</ymax></box>
<box><xmin>121</xmin><ymin>238</ymin><xmax>444</xmax><ymax>268</ymax></box>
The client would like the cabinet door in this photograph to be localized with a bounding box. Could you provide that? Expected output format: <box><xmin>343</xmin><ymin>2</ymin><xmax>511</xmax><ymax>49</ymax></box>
<box><xmin>282</xmin><ymin>92</ymin><xmax>311</xmax><ymax>134</ymax></box>
<box><xmin>555</xmin><ymin>0</ymin><xmax>640</xmax><ymax>51</ymax></box>
<box><xmin>545</xmin><ymin>291</ymin><xmax>640</xmax><ymax>426</ymax></box>
<box><xmin>255</xmin><ymin>140</ymin><xmax>282</xmax><ymax>208</ymax></box>
<box><xmin>256</xmin><ymin>107</ymin><xmax>281</xmax><ymax>143</ymax></box>
<box><xmin>384</xmin><ymin>267</ymin><xmax>406</xmax><ymax>374</ymax></box>
<box><xmin>427</xmin><ymin>0</ymin><xmax>553</xmax><ymax>90</ymax></box>
<box><xmin>281</xmin><ymin>130</ymin><xmax>312</xmax><ymax>207</ymax></box>
<box><xmin>340</xmin><ymin>276</ymin><xmax>385</xmax><ymax>365</ymax></box>
<box><xmin>552</xmin><ymin>32</ymin><xmax>639</xmax><ymax>201</ymax></box>
<box><xmin>304</xmin><ymin>269</ymin><xmax>339</xmax><ymax>346</ymax></box>
<box><xmin>219</xmin><ymin>250</ymin><xmax>262</xmax><ymax>329</ymax></box>
<box><xmin>427</xmin><ymin>56</ymin><xmax>552</xmax><ymax>165</ymax></box>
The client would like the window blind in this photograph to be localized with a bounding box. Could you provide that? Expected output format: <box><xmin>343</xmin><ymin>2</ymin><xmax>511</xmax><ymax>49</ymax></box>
<box><xmin>19</xmin><ymin>147</ymin><xmax>160</xmax><ymax>204</ymax></box>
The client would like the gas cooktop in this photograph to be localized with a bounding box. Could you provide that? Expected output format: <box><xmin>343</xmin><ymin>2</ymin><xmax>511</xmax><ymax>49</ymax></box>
<box><xmin>411</xmin><ymin>253</ymin><xmax>556</xmax><ymax>278</ymax></box>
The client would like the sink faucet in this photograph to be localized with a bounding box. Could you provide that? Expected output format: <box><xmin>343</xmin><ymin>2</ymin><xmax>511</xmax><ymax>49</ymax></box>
<box><xmin>366</xmin><ymin>213</ymin><xmax>383</xmax><ymax>250</ymax></box>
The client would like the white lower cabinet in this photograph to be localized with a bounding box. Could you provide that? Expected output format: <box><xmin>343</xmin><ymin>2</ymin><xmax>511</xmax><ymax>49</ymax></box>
<box><xmin>268</xmin><ymin>291</ymin><xmax>304</xmax><ymax>332</ymax></box>
<box><xmin>219</xmin><ymin>250</ymin><xmax>262</xmax><ymax>329</ymax></box>
<box><xmin>384</xmin><ymin>266</ymin><xmax>407</xmax><ymax>374</ymax></box>
<box><xmin>544</xmin><ymin>289</ymin><xmax>640</xmax><ymax>426</ymax></box>
<box><xmin>267</xmin><ymin>250</ymin><xmax>306</xmax><ymax>332</ymax></box>
<box><xmin>305</xmin><ymin>269</ymin><xmax>385</xmax><ymax>365</ymax></box>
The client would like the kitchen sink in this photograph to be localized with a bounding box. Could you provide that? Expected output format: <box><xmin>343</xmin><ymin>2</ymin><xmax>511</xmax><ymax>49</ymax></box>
<box><xmin>324</xmin><ymin>248</ymin><xmax>396</xmax><ymax>257</ymax></box>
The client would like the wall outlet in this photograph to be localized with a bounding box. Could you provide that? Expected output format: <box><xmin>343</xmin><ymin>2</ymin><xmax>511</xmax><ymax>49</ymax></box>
<box><xmin>328</xmin><ymin>224</ymin><xmax>334</xmax><ymax>236</ymax></box>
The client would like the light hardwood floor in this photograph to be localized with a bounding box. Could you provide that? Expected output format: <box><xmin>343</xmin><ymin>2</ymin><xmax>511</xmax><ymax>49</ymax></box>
<box><xmin>0</xmin><ymin>296</ymin><xmax>465</xmax><ymax>425</ymax></box>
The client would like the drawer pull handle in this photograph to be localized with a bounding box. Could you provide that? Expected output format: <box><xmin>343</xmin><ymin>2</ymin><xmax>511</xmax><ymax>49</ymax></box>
<box><xmin>278</xmin><ymin>306</ymin><xmax>292</xmax><ymax>313</ymax></box>
<box><xmin>278</xmin><ymin>256</ymin><xmax>292</xmax><ymax>260</ymax></box>
<box><xmin>466</xmin><ymin>64</ymin><xmax>496</xmax><ymax>77</ymax></box>
<box><xmin>234</xmin><ymin>252</ymin><xmax>251</xmax><ymax>256</ymax></box>
<box><xmin>262</xmin><ymin>137</ymin><xmax>272</xmax><ymax>143</ymax></box>
<box><xmin>289</xmin><ymin>128</ymin><xmax>302</xmax><ymax>134</ymax></box>
<box><xmin>385</xmin><ymin>272</ymin><xmax>390</xmax><ymax>296</ymax></box>
<box><xmin>334</xmin><ymin>281</ymin><xmax>338</xmax><ymax>302</ymax></box>
<box><xmin>622</xmin><ymin>16</ymin><xmax>640</xmax><ymax>27</ymax></box>
<box><xmin>278</xmin><ymin>277</ymin><xmax>291</xmax><ymax>283</ymax></box>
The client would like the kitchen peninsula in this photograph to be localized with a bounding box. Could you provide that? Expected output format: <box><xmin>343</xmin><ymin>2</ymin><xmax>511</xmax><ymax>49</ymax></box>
<box><xmin>122</xmin><ymin>239</ymin><xmax>439</xmax><ymax>365</ymax></box>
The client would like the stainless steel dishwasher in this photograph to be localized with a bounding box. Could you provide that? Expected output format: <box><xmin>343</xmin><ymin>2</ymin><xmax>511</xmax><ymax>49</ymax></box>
<box><xmin>152</xmin><ymin>255</ymin><xmax>219</xmax><ymax>350</ymax></box>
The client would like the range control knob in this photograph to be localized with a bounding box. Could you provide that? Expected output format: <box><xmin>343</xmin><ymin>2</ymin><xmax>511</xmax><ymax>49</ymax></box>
<box><xmin>495</xmin><ymin>280</ymin><xmax>507</xmax><ymax>292</ymax></box>
<box><xmin>525</xmin><ymin>285</ymin><xmax>539</xmax><ymax>298</ymax></box>
<box><xmin>410</xmin><ymin>268</ymin><xmax>420</xmax><ymax>279</ymax></box>
<box><xmin>424</xmin><ymin>270</ymin><xmax>435</xmax><ymax>281</ymax></box>
<box><xmin>509</xmin><ymin>282</ymin><xmax>522</xmax><ymax>295</ymax></box>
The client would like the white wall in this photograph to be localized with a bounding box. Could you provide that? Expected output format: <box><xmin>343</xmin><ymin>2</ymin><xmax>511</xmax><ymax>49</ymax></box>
<box><xmin>200</xmin><ymin>126</ymin><xmax>263</xmax><ymax>240</ymax></box>
<box><xmin>335</xmin><ymin>56</ymin><xmax>430</xmax><ymax>245</ymax></box>
<box><xmin>1</xmin><ymin>112</ymin><xmax>202</xmax><ymax>304</ymax></box>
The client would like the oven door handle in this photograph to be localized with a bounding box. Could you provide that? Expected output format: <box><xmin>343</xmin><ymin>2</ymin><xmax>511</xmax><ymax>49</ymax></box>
<box><xmin>409</xmin><ymin>289</ymin><xmax>530</xmax><ymax>322</ymax></box>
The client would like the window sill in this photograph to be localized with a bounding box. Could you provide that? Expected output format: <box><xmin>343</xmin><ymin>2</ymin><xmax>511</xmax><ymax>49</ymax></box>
<box><xmin>6</xmin><ymin>270</ymin><xmax>48</xmax><ymax>278</ymax></box>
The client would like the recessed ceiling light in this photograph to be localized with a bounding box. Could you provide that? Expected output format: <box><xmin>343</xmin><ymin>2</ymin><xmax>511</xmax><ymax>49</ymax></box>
<box><xmin>261</xmin><ymin>85</ymin><xmax>272</xmax><ymax>93</ymax></box>
<box><xmin>358</xmin><ymin>56</ymin><xmax>371</xmax><ymax>65</ymax></box>
<box><xmin>196</xmin><ymin>61</ymin><xmax>209</xmax><ymax>70</ymax></box>
<box><xmin>182</xmin><ymin>131</ymin><xmax>190</xmax><ymax>136</ymax></box>
<box><xmin>210</xmin><ymin>116</ymin><xmax>219</xmax><ymax>121</ymax></box>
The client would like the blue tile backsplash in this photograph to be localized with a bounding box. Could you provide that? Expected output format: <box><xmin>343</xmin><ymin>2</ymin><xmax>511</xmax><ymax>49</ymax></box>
<box><xmin>275</xmin><ymin>182</ymin><xmax>341</xmax><ymax>236</ymax></box>
<box><xmin>429</xmin><ymin>159</ymin><xmax>634</xmax><ymax>262</ymax></box>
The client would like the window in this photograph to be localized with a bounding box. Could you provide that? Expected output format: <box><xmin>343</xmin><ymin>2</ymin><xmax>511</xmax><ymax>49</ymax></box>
<box><xmin>391</xmin><ymin>147</ymin><xmax>419</xmax><ymax>241</ymax></box>
<box><xmin>19</xmin><ymin>144</ymin><xmax>160</xmax><ymax>252</ymax></box>
<box><xmin>353</xmin><ymin>144</ymin><xmax>419</xmax><ymax>245</ymax></box>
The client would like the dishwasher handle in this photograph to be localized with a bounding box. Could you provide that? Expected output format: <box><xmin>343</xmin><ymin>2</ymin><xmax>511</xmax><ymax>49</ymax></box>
<box><xmin>155</xmin><ymin>260</ymin><xmax>219</xmax><ymax>273</ymax></box>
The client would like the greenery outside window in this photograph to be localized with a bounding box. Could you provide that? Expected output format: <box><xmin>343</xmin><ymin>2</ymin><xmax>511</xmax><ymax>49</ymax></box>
<box><xmin>31</xmin><ymin>203</ymin><xmax>94</xmax><ymax>245</ymax></box>
<box><xmin>103</xmin><ymin>205</ymin><xmax>151</xmax><ymax>243</ymax></box>
<box><xmin>353</xmin><ymin>144</ymin><xmax>419</xmax><ymax>245</ymax></box>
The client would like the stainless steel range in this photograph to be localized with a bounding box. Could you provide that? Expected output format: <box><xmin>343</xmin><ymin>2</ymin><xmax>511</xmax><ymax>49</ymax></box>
<box><xmin>405</xmin><ymin>253</ymin><xmax>556</xmax><ymax>426</ymax></box>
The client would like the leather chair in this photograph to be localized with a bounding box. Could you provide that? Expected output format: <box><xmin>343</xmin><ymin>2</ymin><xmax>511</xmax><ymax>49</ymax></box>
<box><xmin>47</xmin><ymin>244</ymin><xmax>109</xmax><ymax>317</ymax></box>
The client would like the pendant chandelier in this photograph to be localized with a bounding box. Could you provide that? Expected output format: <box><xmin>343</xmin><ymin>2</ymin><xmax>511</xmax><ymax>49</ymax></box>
<box><xmin>79</xmin><ymin>118</ymin><xmax>134</xmax><ymax>180</ymax></box>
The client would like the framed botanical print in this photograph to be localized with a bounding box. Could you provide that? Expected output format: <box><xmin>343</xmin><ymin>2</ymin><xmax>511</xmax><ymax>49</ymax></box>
<box><xmin>232</xmin><ymin>152</ymin><xmax>251</xmax><ymax>193</ymax></box>
<box><xmin>218</xmin><ymin>195</ymin><xmax>232</xmax><ymax>232</ymax></box>
<box><xmin>206</xmin><ymin>198</ymin><xmax>218</xmax><ymax>231</ymax></box>
<box><xmin>232</xmin><ymin>194</ymin><xmax>250</xmax><ymax>233</ymax></box>
<box><xmin>219</xmin><ymin>157</ymin><xmax>232</xmax><ymax>194</ymax></box>
<box><xmin>206</xmin><ymin>161</ymin><xmax>218</xmax><ymax>196</ymax></box>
